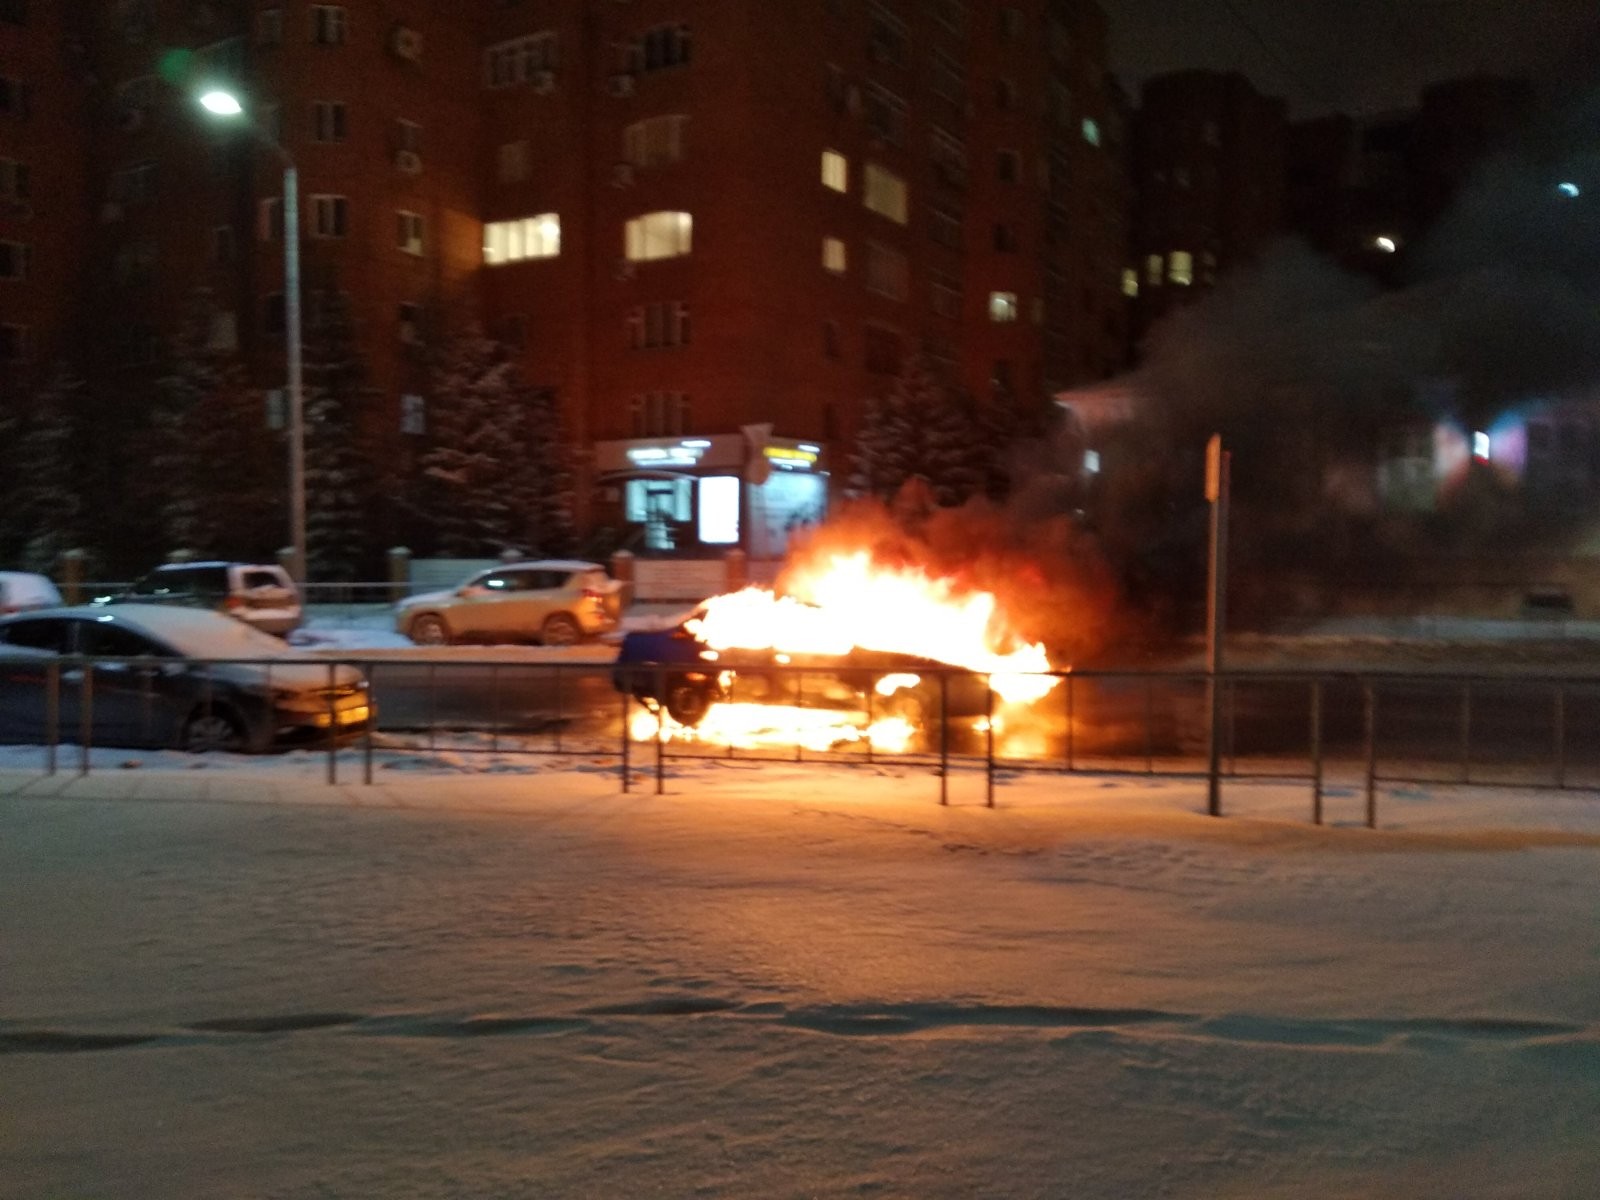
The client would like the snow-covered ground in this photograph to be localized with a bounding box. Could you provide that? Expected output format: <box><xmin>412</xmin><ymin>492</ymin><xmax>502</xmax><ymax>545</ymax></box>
<box><xmin>4</xmin><ymin>753</ymin><xmax>1600</xmax><ymax>1198</ymax></box>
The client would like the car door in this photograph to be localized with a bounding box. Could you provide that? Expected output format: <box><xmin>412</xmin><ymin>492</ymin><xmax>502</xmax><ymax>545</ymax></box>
<box><xmin>466</xmin><ymin>569</ymin><xmax>539</xmax><ymax>641</ymax></box>
<box><xmin>0</xmin><ymin>617</ymin><xmax>75</xmax><ymax>743</ymax></box>
<box><xmin>75</xmin><ymin>618</ymin><xmax>182</xmax><ymax>748</ymax></box>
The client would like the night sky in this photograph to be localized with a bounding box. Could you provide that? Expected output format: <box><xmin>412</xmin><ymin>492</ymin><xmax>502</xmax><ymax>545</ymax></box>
<box><xmin>1101</xmin><ymin>0</ymin><xmax>1600</xmax><ymax>116</ymax></box>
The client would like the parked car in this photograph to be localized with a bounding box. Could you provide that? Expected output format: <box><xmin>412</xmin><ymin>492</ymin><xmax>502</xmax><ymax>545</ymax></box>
<box><xmin>0</xmin><ymin>604</ymin><xmax>373</xmax><ymax>753</ymax></box>
<box><xmin>102</xmin><ymin>561</ymin><xmax>302</xmax><ymax>637</ymax></box>
<box><xmin>394</xmin><ymin>560</ymin><xmax>622</xmax><ymax>646</ymax></box>
<box><xmin>0</xmin><ymin>571</ymin><xmax>63</xmax><ymax>615</ymax></box>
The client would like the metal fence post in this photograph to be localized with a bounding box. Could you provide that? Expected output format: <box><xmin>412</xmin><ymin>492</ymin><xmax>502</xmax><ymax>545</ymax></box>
<box><xmin>427</xmin><ymin>662</ymin><xmax>437</xmax><ymax>752</ymax></box>
<box><xmin>1144</xmin><ymin>676</ymin><xmax>1154</xmax><ymax>774</ymax></box>
<box><xmin>1065</xmin><ymin>673</ymin><xmax>1075</xmax><ymax>772</ymax></box>
<box><xmin>985</xmin><ymin>675</ymin><xmax>995</xmax><ymax>809</ymax></box>
<box><xmin>620</xmin><ymin>679</ymin><xmax>631</xmax><ymax>793</ymax></box>
<box><xmin>490</xmin><ymin>664</ymin><xmax>500</xmax><ymax>754</ymax></box>
<box><xmin>78</xmin><ymin>660</ymin><xmax>92</xmax><ymax>777</ymax></box>
<box><xmin>1459</xmin><ymin>680</ymin><xmax>1472</xmax><ymax>785</ymax></box>
<box><xmin>1554</xmin><ymin>685</ymin><xmax>1566</xmax><ymax>790</ymax></box>
<box><xmin>1364</xmin><ymin>681</ymin><xmax>1377</xmax><ymax>829</ymax></box>
<box><xmin>362</xmin><ymin>661</ymin><xmax>374</xmax><ymax>786</ymax></box>
<box><xmin>45</xmin><ymin>660</ymin><xmax>59</xmax><ymax>776</ymax></box>
<box><xmin>325</xmin><ymin>661</ymin><xmax>337</xmax><ymax>785</ymax></box>
<box><xmin>864</xmin><ymin>674</ymin><xmax>874</xmax><ymax>766</ymax></box>
<box><xmin>554</xmin><ymin>664</ymin><xmax>564</xmax><ymax>754</ymax></box>
<box><xmin>939</xmin><ymin>671</ymin><xmax>949</xmax><ymax>807</ymax></box>
<box><xmin>655</xmin><ymin>667</ymin><xmax>666</xmax><ymax>796</ymax></box>
<box><xmin>1310</xmin><ymin>679</ymin><xmax>1323</xmax><ymax>826</ymax></box>
<box><xmin>795</xmin><ymin>666</ymin><xmax>805</xmax><ymax>764</ymax></box>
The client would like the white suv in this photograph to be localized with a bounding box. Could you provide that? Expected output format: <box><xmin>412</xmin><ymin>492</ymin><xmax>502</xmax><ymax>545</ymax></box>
<box><xmin>396</xmin><ymin>560</ymin><xmax>622</xmax><ymax>646</ymax></box>
<box><xmin>105</xmin><ymin>562</ymin><xmax>303</xmax><ymax>637</ymax></box>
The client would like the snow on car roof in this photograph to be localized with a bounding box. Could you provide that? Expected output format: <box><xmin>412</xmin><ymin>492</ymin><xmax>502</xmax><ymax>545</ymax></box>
<box><xmin>498</xmin><ymin>560</ymin><xmax>606</xmax><ymax>571</ymax></box>
<box><xmin>66</xmin><ymin>604</ymin><xmax>302</xmax><ymax>658</ymax></box>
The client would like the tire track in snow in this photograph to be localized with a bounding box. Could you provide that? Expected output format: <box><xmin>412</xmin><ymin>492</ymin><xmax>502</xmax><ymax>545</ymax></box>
<box><xmin>3</xmin><ymin>1001</ymin><xmax>1593</xmax><ymax>1057</ymax></box>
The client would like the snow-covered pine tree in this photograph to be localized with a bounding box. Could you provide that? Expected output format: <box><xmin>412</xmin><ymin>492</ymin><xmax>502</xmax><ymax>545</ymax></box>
<box><xmin>522</xmin><ymin>384</ymin><xmax>577</xmax><ymax>557</ymax></box>
<box><xmin>921</xmin><ymin>384</ymin><xmax>991</xmax><ymax>507</ymax></box>
<box><xmin>848</xmin><ymin>356</ymin><xmax>926</xmax><ymax>499</ymax></box>
<box><xmin>145</xmin><ymin>292</ymin><xmax>278</xmax><ymax>558</ymax></box>
<box><xmin>420</xmin><ymin>325</ymin><xmax>536</xmax><ymax>557</ymax></box>
<box><xmin>3</xmin><ymin>363</ymin><xmax>89</xmax><ymax>573</ymax></box>
<box><xmin>301</xmin><ymin>290</ymin><xmax>376</xmax><ymax>580</ymax></box>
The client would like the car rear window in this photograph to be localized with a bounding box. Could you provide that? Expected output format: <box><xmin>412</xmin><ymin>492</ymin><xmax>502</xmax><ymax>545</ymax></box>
<box><xmin>130</xmin><ymin>566</ymin><xmax>230</xmax><ymax>598</ymax></box>
<box><xmin>239</xmin><ymin>569</ymin><xmax>288</xmax><ymax>591</ymax></box>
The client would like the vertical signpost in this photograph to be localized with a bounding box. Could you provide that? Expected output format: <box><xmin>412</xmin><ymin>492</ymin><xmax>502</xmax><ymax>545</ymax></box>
<box><xmin>1205</xmin><ymin>435</ymin><xmax>1231</xmax><ymax>818</ymax></box>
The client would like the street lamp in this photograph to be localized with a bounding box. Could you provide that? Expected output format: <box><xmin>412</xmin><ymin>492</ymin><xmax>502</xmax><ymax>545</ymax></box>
<box><xmin>197</xmin><ymin>88</ymin><xmax>306</xmax><ymax>584</ymax></box>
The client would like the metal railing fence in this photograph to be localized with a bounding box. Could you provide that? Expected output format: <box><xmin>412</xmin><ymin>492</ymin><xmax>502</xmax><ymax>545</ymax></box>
<box><xmin>10</xmin><ymin>656</ymin><xmax>1600</xmax><ymax>826</ymax></box>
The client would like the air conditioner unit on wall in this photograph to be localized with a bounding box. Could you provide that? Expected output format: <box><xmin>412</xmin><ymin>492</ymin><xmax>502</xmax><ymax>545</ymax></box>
<box><xmin>390</xmin><ymin>25</ymin><xmax>422</xmax><ymax>61</ymax></box>
<box><xmin>611</xmin><ymin>162</ymin><xmax>635</xmax><ymax>187</ymax></box>
<box><xmin>608</xmin><ymin>73</ymin><xmax>635</xmax><ymax>98</ymax></box>
<box><xmin>394</xmin><ymin>150</ymin><xmax>422</xmax><ymax>174</ymax></box>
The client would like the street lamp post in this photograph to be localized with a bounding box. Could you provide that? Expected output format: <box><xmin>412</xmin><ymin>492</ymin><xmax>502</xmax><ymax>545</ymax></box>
<box><xmin>198</xmin><ymin>90</ymin><xmax>306</xmax><ymax>584</ymax></box>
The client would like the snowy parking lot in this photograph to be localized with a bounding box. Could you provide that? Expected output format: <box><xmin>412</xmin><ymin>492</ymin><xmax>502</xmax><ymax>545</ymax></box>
<box><xmin>4</xmin><ymin>757</ymin><xmax>1600</xmax><ymax>1198</ymax></box>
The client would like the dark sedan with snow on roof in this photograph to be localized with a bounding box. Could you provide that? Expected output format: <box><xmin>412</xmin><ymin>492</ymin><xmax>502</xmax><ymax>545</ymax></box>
<box><xmin>0</xmin><ymin>605</ymin><xmax>373</xmax><ymax>753</ymax></box>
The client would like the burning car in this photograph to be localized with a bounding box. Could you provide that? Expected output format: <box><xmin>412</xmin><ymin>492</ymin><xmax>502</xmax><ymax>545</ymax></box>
<box><xmin>611</xmin><ymin>552</ymin><xmax>1062</xmax><ymax>754</ymax></box>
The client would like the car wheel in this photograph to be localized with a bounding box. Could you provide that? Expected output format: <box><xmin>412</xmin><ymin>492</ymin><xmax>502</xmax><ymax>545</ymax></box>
<box><xmin>410</xmin><ymin>614</ymin><xmax>451</xmax><ymax>646</ymax></box>
<box><xmin>182</xmin><ymin>706</ymin><xmax>247</xmax><ymax>753</ymax></box>
<box><xmin>665</xmin><ymin>678</ymin><xmax>714</xmax><ymax>726</ymax></box>
<box><xmin>541</xmin><ymin>613</ymin><xmax>581</xmax><ymax>647</ymax></box>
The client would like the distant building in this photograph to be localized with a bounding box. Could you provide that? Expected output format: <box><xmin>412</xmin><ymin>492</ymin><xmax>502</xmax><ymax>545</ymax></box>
<box><xmin>1128</xmin><ymin>70</ymin><xmax>1287</xmax><ymax>341</ymax></box>
<box><xmin>0</xmin><ymin>0</ymin><xmax>1130</xmax><ymax>562</ymax></box>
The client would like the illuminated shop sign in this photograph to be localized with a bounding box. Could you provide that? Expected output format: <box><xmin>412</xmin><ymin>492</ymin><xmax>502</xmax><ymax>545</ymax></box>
<box><xmin>764</xmin><ymin>445</ymin><xmax>819</xmax><ymax>469</ymax></box>
<box><xmin>626</xmin><ymin>439</ymin><xmax>710</xmax><ymax>468</ymax></box>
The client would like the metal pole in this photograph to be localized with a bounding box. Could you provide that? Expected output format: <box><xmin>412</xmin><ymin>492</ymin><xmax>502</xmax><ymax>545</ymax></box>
<box><xmin>864</xmin><ymin>673</ymin><xmax>874</xmax><ymax>766</ymax></box>
<box><xmin>325</xmin><ymin>661</ymin><xmax>337</xmax><ymax>785</ymax></box>
<box><xmin>1205</xmin><ymin>438</ymin><xmax>1230</xmax><ymax>817</ymax></box>
<box><xmin>795</xmin><ymin>666</ymin><xmax>804</xmax><ymax>764</ymax></box>
<box><xmin>1363</xmin><ymin>681</ymin><xmax>1377</xmax><ymax>829</ymax></box>
<box><xmin>1459</xmin><ymin>680</ymin><xmax>1471</xmax><ymax>785</ymax></box>
<box><xmin>985</xmin><ymin>675</ymin><xmax>995</xmax><ymax>809</ymax></box>
<box><xmin>1554</xmin><ymin>685</ymin><xmax>1566</xmax><ymax>790</ymax></box>
<box><xmin>1065</xmin><ymin>672</ymin><xmax>1075</xmax><ymax>771</ymax></box>
<box><xmin>939</xmin><ymin>671</ymin><xmax>949</xmax><ymax>807</ymax></box>
<box><xmin>554</xmin><ymin>664</ymin><xmax>564</xmax><ymax>754</ymax></box>
<box><xmin>78</xmin><ymin>661</ymin><xmax>91</xmax><ymax>777</ymax></box>
<box><xmin>361</xmin><ymin>663</ymin><xmax>373</xmax><ymax>785</ymax></box>
<box><xmin>427</xmin><ymin>661</ymin><xmax>436</xmax><ymax>752</ymax></box>
<box><xmin>45</xmin><ymin>660</ymin><xmax>58</xmax><ymax>776</ymax></box>
<box><xmin>1144</xmin><ymin>676</ymin><xmax>1154</xmax><ymax>774</ymax></box>
<box><xmin>283</xmin><ymin>163</ymin><xmax>307</xmax><ymax>584</ymax></box>
<box><xmin>655</xmin><ymin>667</ymin><xmax>665</xmax><ymax>796</ymax></box>
<box><xmin>620</xmin><ymin>684</ymin><xmax>631</xmax><ymax>792</ymax></box>
<box><xmin>1310</xmin><ymin>679</ymin><xmax>1323</xmax><ymax>825</ymax></box>
<box><xmin>490</xmin><ymin>664</ymin><xmax>500</xmax><ymax>754</ymax></box>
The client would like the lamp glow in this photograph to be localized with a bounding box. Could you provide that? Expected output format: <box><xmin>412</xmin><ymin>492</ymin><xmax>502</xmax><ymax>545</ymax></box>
<box><xmin>198</xmin><ymin>90</ymin><xmax>244</xmax><ymax>116</ymax></box>
<box><xmin>1557</xmin><ymin>181</ymin><xmax>1581</xmax><ymax>198</ymax></box>
<box><xmin>1374</xmin><ymin>235</ymin><xmax>1398</xmax><ymax>254</ymax></box>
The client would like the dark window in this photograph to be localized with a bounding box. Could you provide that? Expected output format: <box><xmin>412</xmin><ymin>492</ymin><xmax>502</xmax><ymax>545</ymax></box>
<box><xmin>997</xmin><ymin>150</ymin><xmax>1019</xmax><ymax>183</ymax></box>
<box><xmin>823</xmin><ymin>320</ymin><xmax>841</xmax><ymax>360</ymax></box>
<box><xmin>0</xmin><ymin>0</ymin><xmax>27</xmax><ymax>26</ymax></box>
<box><xmin>864</xmin><ymin>326</ymin><xmax>901</xmax><ymax>375</ymax></box>
<box><xmin>994</xmin><ymin>223</ymin><xmax>1018</xmax><ymax>252</ymax></box>
<box><xmin>0</xmin><ymin>76</ymin><xmax>31</xmax><ymax>116</ymax></box>
<box><xmin>0</xmin><ymin>617</ymin><xmax>69</xmax><ymax>652</ymax></box>
<box><xmin>80</xmin><ymin>622</ymin><xmax>164</xmax><ymax>658</ymax></box>
<box><xmin>263</xmin><ymin>292</ymin><xmax>285</xmax><ymax>334</ymax></box>
<box><xmin>129</xmin><ymin>566</ymin><xmax>229</xmax><ymax>600</ymax></box>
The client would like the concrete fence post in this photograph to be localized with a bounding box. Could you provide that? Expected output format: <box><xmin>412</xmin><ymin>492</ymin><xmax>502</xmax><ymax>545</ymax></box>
<box><xmin>387</xmin><ymin>546</ymin><xmax>411</xmax><ymax>603</ymax></box>
<box><xmin>59</xmin><ymin>548</ymin><xmax>85</xmax><ymax>605</ymax></box>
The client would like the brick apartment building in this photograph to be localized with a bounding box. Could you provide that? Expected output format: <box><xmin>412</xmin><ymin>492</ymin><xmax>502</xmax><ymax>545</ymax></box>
<box><xmin>0</xmin><ymin>0</ymin><xmax>1129</xmax><ymax>562</ymax></box>
<box><xmin>1127</xmin><ymin>69</ymin><xmax>1286</xmax><ymax>341</ymax></box>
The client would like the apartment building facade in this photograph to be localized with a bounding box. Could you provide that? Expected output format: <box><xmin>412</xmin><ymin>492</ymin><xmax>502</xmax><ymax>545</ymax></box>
<box><xmin>1129</xmin><ymin>69</ymin><xmax>1286</xmax><ymax>341</ymax></box>
<box><xmin>6</xmin><ymin>0</ymin><xmax>1128</xmax><ymax>561</ymax></box>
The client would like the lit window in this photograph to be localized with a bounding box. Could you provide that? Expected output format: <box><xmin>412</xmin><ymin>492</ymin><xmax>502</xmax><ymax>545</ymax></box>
<box><xmin>697</xmin><ymin>476</ymin><xmax>741</xmax><ymax>545</ymax></box>
<box><xmin>1081</xmin><ymin>116</ymin><xmax>1100</xmax><ymax>146</ymax></box>
<box><xmin>310</xmin><ymin>194</ymin><xmax>347</xmax><ymax>238</ymax></box>
<box><xmin>309</xmin><ymin>4</ymin><xmax>346</xmax><ymax>45</ymax></box>
<box><xmin>1168</xmin><ymin>251</ymin><xmax>1193</xmax><ymax>286</ymax></box>
<box><xmin>821</xmin><ymin>149</ymin><xmax>848</xmax><ymax>193</ymax></box>
<box><xmin>988</xmin><ymin>291</ymin><xmax>1018</xmax><ymax>322</ymax></box>
<box><xmin>1145</xmin><ymin>253</ymin><xmax>1162</xmax><ymax>285</ymax></box>
<box><xmin>1121</xmin><ymin>267</ymin><xmax>1138</xmax><ymax>297</ymax></box>
<box><xmin>624</xmin><ymin>210</ymin><xmax>691</xmax><ymax>262</ymax></box>
<box><xmin>822</xmin><ymin>236</ymin><xmax>847</xmax><ymax>274</ymax></box>
<box><xmin>396</xmin><ymin>211</ymin><xmax>424</xmax><ymax>255</ymax></box>
<box><xmin>484</xmin><ymin>213</ymin><xmax>561</xmax><ymax>263</ymax></box>
<box><xmin>497</xmin><ymin>140</ymin><xmax>530</xmax><ymax>183</ymax></box>
<box><xmin>862</xmin><ymin>162</ymin><xmax>907</xmax><ymax>224</ymax></box>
